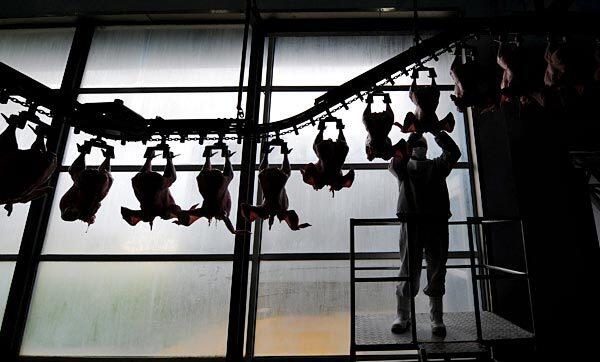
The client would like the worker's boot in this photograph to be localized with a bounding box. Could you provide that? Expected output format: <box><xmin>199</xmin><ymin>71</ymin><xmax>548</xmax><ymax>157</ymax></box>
<box><xmin>429</xmin><ymin>296</ymin><xmax>447</xmax><ymax>337</ymax></box>
<box><xmin>391</xmin><ymin>296</ymin><xmax>411</xmax><ymax>334</ymax></box>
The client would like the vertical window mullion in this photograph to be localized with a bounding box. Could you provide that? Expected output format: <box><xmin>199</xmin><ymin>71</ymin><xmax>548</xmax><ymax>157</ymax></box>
<box><xmin>246</xmin><ymin>35</ymin><xmax>276</xmax><ymax>359</ymax></box>
<box><xmin>0</xmin><ymin>23</ymin><xmax>95</xmax><ymax>358</ymax></box>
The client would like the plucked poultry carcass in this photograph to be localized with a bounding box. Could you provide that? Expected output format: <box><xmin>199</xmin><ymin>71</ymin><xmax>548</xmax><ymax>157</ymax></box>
<box><xmin>121</xmin><ymin>151</ymin><xmax>183</xmax><ymax>229</ymax></box>
<box><xmin>400</xmin><ymin>78</ymin><xmax>455</xmax><ymax>134</ymax></box>
<box><xmin>450</xmin><ymin>52</ymin><xmax>481</xmax><ymax>112</ymax></box>
<box><xmin>301</xmin><ymin>127</ymin><xmax>354</xmax><ymax>196</ymax></box>
<box><xmin>497</xmin><ymin>40</ymin><xmax>527</xmax><ymax>103</ymax></box>
<box><xmin>0</xmin><ymin>117</ymin><xmax>57</xmax><ymax>215</ymax></box>
<box><xmin>362</xmin><ymin>93</ymin><xmax>404</xmax><ymax>161</ymax></box>
<box><xmin>242</xmin><ymin>146</ymin><xmax>310</xmax><ymax>231</ymax></box>
<box><xmin>176</xmin><ymin>149</ymin><xmax>242</xmax><ymax>234</ymax></box>
<box><xmin>544</xmin><ymin>39</ymin><xmax>586</xmax><ymax>90</ymax></box>
<box><xmin>59</xmin><ymin>144</ymin><xmax>113</xmax><ymax>225</ymax></box>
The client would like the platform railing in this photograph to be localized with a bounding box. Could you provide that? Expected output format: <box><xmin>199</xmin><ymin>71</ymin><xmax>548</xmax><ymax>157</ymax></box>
<box><xmin>349</xmin><ymin>216</ymin><xmax>535</xmax><ymax>360</ymax></box>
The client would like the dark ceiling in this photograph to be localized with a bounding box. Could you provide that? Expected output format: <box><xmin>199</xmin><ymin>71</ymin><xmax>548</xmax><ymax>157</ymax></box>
<box><xmin>0</xmin><ymin>0</ymin><xmax>598</xmax><ymax>26</ymax></box>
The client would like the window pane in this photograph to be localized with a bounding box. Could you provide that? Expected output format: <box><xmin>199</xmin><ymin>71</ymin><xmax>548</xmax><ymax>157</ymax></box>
<box><xmin>82</xmin><ymin>26</ymin><xmax>247</xmax><ymax>87</ymax></box>
<box><xmin>43</xmin><ymin>171</ymin><xmax>239</xmax><ymax>254</ymax></box>
<box><xmin>272</xmin><ymin>35</ymin><xmax>453</xmax><ymax>86</ymax></box>
<box><xmin>0</xmin><ymin>205</ymin><xmax>29</xmax><ymax>254</ymax></box>
<box><xmin>355</xmin><ymin>259</ymin><xmax>475</xmax><ymax>315</ymax></box>
<box><xmin>64</xmin><ymin>93</ymin><xmax>244</xmax><ymax>166</ymax></box>
<box><xmin>253</xmin><ymin>260</ymin><xmax>474</xmax><ymax>356</ymax></box>
<box><xmin>0</xmin><ymin>28</ymin><xmax>74</xmax><ymax>89</ymax></box>
<box><xmin>269</xmin><ymin>91</ymin><xmax>468</xmax><ymax>164</ymax></box>
<box><xmin>0</xmin><ymin>262</ymin><xmax>16</xmax><ymax>319</ymax></box>
<box><xmin>259</xmin><ymin>169</ymin><xmax>472</xmax><ymax>253</ymax></box>
<box><xmin>21</xmin><ymin>262</ymin><xmax>232</xmax><ymax>357</ymax></box>
<box><xmin>77</xmin><ymin>92</ymin><xmax>244</xmax><ymax>120</ymax></box>
<box><xmin>254</xmin><ymin>261</ymin><xmax>349</xmax><ymax>356</ymax></box>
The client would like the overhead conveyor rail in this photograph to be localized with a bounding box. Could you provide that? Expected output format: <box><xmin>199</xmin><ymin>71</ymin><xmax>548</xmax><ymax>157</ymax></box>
<box><xmin>0</xmin><ymin>28</ymin><xmax>470</xmax><ymax>142</ymax></box>
<box><xmin>349</xmin><ymin>217</ymin><xmax>535</xmax><ymax>361</ymax></box>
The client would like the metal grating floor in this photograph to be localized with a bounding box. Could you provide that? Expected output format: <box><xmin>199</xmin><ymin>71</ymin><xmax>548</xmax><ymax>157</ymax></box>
<box><xmin>355</xmin><ymin>311</ymin><xmax>533</xmax><ymax>347</ymax></box>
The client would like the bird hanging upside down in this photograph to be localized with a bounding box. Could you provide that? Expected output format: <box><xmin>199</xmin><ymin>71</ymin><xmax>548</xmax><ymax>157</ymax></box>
<box><xmin>0</xmin><ymin>117</ymin><xmax>57</xmax><ymax>216</ymax></box>
<box><xmin>497</xmin><ymin>40</ymin><xmax>528</xmax><ymax>103</ymax></box>
<box><xmin>450</xmin><ymin>53</ymin><xmax>481</xmax><ymax>112</ymax></box>
<box><xmin>301</xmin><ymin>127</ymin><xmax>354</xmax><ymax>196</ymax></box>
<box><xmin>121</xmin><ymin>152</ymin><xmax>184</xmax><ymax>229</ymax></box>
<box><xmin>242</xmin><ymin>147</ymin><xmax>310</xmax><ymax>231</ymax></box>
<box><xmin>175</xmin><ymin>150</ymin><xmax>243</xmax><ymax>234</ymax></box>
<box><xmin>400</xmin><ymin>79</ymin><xmax>455</xmax><ymax>134</ymax></box>
<box><xmin>362</xmin><ymin>94</ymin><xmax>405</xmax><ymax>161</ymax></box>
<box><xmin>59</xmin><ymin>145</ymin><xmax>113</xmax><ymax>225</ymax></box>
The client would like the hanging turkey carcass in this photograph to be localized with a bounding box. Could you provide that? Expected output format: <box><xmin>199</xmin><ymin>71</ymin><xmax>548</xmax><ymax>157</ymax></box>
<box><xmin>362</xmin><ymin>92</ymin><xmax>405</xmax><ymax>161</ymax></box>
<box><xmin>59</xmin><ymin>140</ymin><xmax>114</xmax><ymax>225</ymax></box>
<box><xmin>400</xmin><ymin>68</ymin><xmax>455</xmax><ymax>134</ymax></box>
<box><xmin>176</xmin><ymin>144</ymin><xmax>242</xmax><ymax>234</ymax></box>
<box><xmin>121</xmin><ymin>145</ymin><xmax>185</xmax><ymax>229</ymax></box>
<box><xmin>0</xmin><ymin>115</ymin><xmax>57</xmax><ymax>215</ymax></box>
<box><xmin>242</xmin><ymin>141</ymin><xmax>310</xmax><ymax>231</ymax></box>
<box><xmin>301</xmin><ymin>119</ymin><xmax>355</xmax><ymax>196</ymax></box>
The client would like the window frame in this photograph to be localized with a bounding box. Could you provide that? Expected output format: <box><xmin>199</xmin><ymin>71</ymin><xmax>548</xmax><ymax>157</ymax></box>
<box><xmin>0</xmin><ymin>22</ymin><xmax>482</xmax><ymax>361</ymax></box>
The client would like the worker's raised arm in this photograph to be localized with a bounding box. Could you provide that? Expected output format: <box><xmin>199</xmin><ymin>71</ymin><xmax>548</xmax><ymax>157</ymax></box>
<box><xmin>431</xmin><ymin>130</ymin><xmax>461</xmax><ymax>176</ymax></box>
<box><xmin>389</xmin><ymin>148</ymin><xmax>407</xmax><ymax>179</ymax></box>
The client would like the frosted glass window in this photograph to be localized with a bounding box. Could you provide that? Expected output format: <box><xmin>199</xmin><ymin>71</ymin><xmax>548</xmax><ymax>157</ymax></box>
<box><xmin>259</xmin><ymin>170</ymin><xmax>472</xmax><ymax>254</ymax></box>
<box><xmin>272</xmin><ymin>35</ymin><xmax>453</xmax><ymax>86</ymax></box>
<box><xmin>254</xmin><ymin>261</ymin><xmax>349</xmax><ymax>356</ymax></box>
<box><xmin>63</xmin><ymin>93</ymin><xmax>245</xmax><ymax>166</ymax></box>
<box><xmin>253</xmin><ymin>260</ymin><xmax>474</xmax><ymax>356</ymax></box>
<box><xmin>82</xmin><ymin>26</ymin><xmax>247</xmax><ymax>87</ymax></box>
<box><xmin>0</xmin><ymin>204</ymin><xmax>29</xmax><ymax>254</ymax></box>
<box><xmin>43</xmin><ymin>171</ymin><xmax>239</xmax><ymax>254</ymax></box>
<box><xmin>355</xmin><ymin>259</ymin><xmax>475</xmax><ymax>315</ymax></box>
<box><xmin>0</xmin><ymin>262</ymin><xmax>16</xmax><ymax>319</ymax></box>
<box><xmin>78</xmin><ymin>92</ymin><xmax>244</xmax><ymax>120</ymax></box>
<box><xmin>269</xmin><ymin>91</ymin><xmax>468</xmax><ymax>164</ymax></box>
<box><xmin>0</xmin><ymin>28</ymin><xmax>74</xmax><ymax>89</ymax></box>
<box><xmin>21</xmin><ymin>262</ymin><xmax>232</xmax><ymax>357</ymax></box>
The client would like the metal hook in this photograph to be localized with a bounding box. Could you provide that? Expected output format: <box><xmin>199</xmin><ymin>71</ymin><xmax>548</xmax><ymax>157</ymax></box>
<box><xmin>203</xmin><ymin>136</ymin><xmax>230</xmax><ymax>158</ymax></box>
<box><xmin>366</xmin><ymin>92</ymin><xmax>392</xmax><ymax>104</ymax></box>
<box><xmin>79</xmin><ymin>137</ymin><xmax>115</xmax><ymax>159</ymax></box>
<box><xmin>144</xmin><ymin>137</ymin><xmax>171</xmax><ymax>159</ymax></box>
<box><xmin>318</xmin><ymin>116</ymin><xmax>344</xmax><ymax>131</ymax></box>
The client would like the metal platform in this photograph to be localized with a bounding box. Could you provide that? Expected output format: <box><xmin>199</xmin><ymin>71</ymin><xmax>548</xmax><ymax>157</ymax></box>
<box><xmin>355</xmin><ymin>312</ymin><xmax>533</xmax><ymax>348</ymax></box>
<box><xmin>350</xmin><ymin>218</ymin><xmax>536</xmax><ymax>360</ymax></box>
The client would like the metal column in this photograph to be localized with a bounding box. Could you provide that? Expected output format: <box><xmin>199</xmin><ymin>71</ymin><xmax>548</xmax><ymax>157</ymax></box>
<box><xmin>0</xmin><ymin>23</ymin><xmax>95</xmax><ymax>358</ymax></box>
<box><xmin>226</xmin><ymin>18</ymin><xmax>265</xmax><ymax>362</ymax></box>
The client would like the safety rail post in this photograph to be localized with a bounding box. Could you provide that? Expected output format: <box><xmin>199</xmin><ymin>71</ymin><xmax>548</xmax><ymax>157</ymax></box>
<box><xmin>350</xmin><ymin>218</ymin><xmax>356</xmax><ymax>360</ymax></box>
<box><xmin>467</xmin><ymin>217</ymin><xmax>483</xmax><ymax>342</ymax></box>
<box><xmin>475</xmin><ymin>221</ymin><xmax>492</xmax><ymax>312</ymax></box>
<box><xmin>405</xmin><ymin>218</ymin><xmax>418</xmax><ymax>345</ymax></box>
<box><xmin>519</xmin><ymin>219</ymin><xmax>537</xmax><ymax>340</ymax></box>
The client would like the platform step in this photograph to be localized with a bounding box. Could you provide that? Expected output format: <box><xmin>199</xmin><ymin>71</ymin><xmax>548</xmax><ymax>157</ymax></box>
<box><xmin>355</xmin><ymin>311</ymin><xmax>533</xmax><ymax>349</ymax></box>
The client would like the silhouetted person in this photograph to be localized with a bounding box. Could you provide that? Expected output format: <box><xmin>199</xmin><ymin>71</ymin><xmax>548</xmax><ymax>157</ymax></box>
<box><xmin>388</xmin><ymin>130</ymin><xmax>461</xmax><ymax>336</ymax></box>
